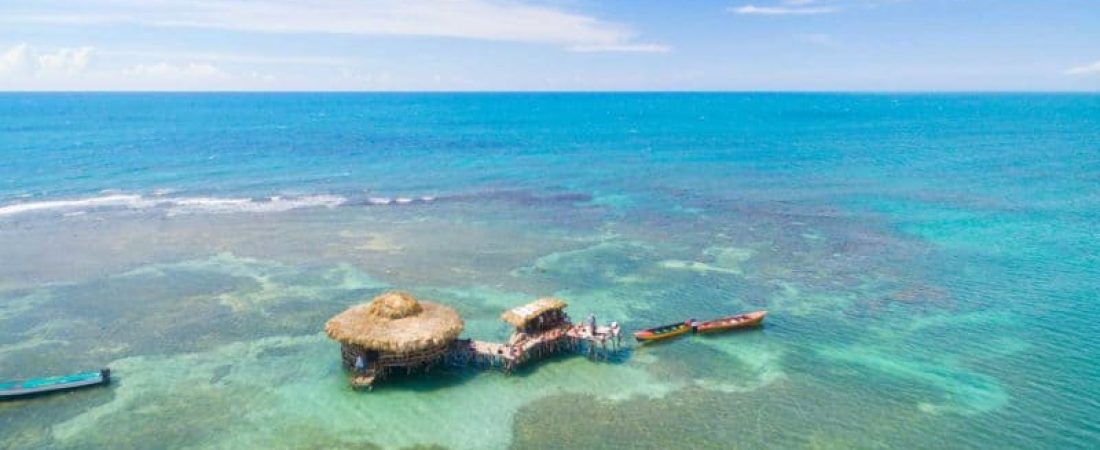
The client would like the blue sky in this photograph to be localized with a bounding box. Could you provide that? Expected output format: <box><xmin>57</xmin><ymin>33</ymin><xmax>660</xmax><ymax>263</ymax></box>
<box><xmin>1</xmin><ymin>0</ymin><xmax>1098</xmax><ymax>91</ymax></box>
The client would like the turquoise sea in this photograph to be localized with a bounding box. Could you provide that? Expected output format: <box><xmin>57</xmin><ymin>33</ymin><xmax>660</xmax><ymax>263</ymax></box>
<box><xmin>0</xmin><ymin>93</ymin><xmax>1097</xmax><ymax>449</ymax></box>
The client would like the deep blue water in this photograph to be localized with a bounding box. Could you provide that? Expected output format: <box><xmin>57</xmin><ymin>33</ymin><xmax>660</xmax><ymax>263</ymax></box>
<box><xmin>0</xmin><ymin>93</ymin><xmax>1098</xmax><ymax>449</ymax></box>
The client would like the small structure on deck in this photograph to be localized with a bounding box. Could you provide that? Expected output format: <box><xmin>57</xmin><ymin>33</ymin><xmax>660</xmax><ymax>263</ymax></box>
<box><xmin>324</xmin><ymin>291</ymin><xmax>464</xmax><ymax>390</ymax></box>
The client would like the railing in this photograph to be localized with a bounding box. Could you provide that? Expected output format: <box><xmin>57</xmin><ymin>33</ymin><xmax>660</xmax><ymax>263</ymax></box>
<box><xmin>376</xmin><ymin>346</ymin><xmax>449</xmax><ymax>367</ymax></box>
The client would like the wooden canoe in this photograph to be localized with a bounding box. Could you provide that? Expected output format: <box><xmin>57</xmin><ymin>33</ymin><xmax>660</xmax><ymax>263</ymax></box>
<box><xmin>695</xmin><ymin>311</ymin><xmax>767</xmax><ymax>334</ymax></box>
<box><xmin>0</xmin><ymin>369</ymin><xmax>110</xmax><ymax>400</ymax></box>
<box><xmin>634</xmin><ymin>320</ymin><xmax>692</xmax><ymax>342</ymax></box>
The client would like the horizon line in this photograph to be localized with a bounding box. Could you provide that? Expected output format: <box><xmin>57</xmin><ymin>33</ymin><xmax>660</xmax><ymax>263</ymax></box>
<box><xmin>1</xmin><ymin>90</ymin><xmax>1098</xmax><ymax>95</ymax></box>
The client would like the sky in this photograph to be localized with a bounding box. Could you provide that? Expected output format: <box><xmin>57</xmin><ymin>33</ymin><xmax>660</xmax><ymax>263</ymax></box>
<box><xmin>1</xmin><ymin>0</ymin><xmax>1098</xmax><ymax>91</ymax></box>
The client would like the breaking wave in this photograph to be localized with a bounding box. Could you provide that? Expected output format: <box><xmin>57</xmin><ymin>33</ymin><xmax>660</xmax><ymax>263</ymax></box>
<box><xmin>0</xmin><ymin>193</ymin><xmax>348</xmax><ymax>219</ymax></box>
<box><xmin>0</xmin><ymin>188</ymin><xmax>595</xmax><ymax>220</ymax></box>
<box><xmin>363</xmin><ymin>196</ymin><xmax>436</xmax><ymax>205</ymax></box>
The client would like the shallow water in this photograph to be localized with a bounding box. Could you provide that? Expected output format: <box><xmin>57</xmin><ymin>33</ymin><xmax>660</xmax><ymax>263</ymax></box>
<box><xmin>1</xmin><ymin>93</ymin><xmax>1098</xmax><ymax>449</ymax></box>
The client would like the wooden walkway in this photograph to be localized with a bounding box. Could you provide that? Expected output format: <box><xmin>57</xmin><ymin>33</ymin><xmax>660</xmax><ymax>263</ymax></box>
<box><xmin>446</xmin><ymin>323</ymin><xmax>623</xmax><ymax>373</ymax></box>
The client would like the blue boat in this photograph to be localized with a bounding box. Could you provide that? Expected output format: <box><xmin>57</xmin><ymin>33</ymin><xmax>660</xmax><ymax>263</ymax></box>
<box><xmin>0</xmin><ymin>369</ymin><xmax>111</xmax><ymax>399</ymax></box>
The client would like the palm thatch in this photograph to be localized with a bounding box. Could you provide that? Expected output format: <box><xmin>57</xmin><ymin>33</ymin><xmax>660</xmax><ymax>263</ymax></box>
<box><xmin>325</xmin><ymin>291</ymin><xmax>464</xmax><ymax>354</ymax></box>
<box><xmin>501</xmin><ymin>298</ymin><xmax>567</xmax><ymax>328</ymax></box>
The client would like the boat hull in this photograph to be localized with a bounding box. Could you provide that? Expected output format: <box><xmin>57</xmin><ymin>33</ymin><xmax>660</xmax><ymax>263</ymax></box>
<box><xmin>634</xmin><ymin>322</ymin><xmax>692</xmax><ymax>342</ymax></box>
<box><xmin>696</xmin><ymin>311</ymin><xmax>767</xmax><ymax>334</ymax></box>
<box><xmin>0</xmin><ymin>369</ymin><xmax>110</xmax><ymax>400</ymax></box>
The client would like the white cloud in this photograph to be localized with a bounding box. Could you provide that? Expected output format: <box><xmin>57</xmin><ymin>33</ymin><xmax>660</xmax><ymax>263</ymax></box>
<box><xmin>36</xmin><ymin>46</ymin><xmax>94</xmax><ymax>75</ymax></box>
<box><xmin>730</xmin><ymin>4</ymin><xmax>838</xmax><ymax>15</ymax></box>
<box><xmin>0</xmin><ymin>43</ymin><xmax>95</xmax><ymax>77</ymax></box>
<box><xmin>0</xmin><ymin>43</ymin><xmax>33</xmax><ymax>75</ymax></box>
<box><xmin>0</xmin><ymin>43</ymin><xmax>285</xmax><ymax>90</ymax></box>
<box><xmin>1065</xmin><ymin>60</ymin><xmax>1100</xmax><ymax>76</ymax></box>
<box><xmin>1</xmin><ymin>0</ymin><xmax>666</xmax><ymax>51</ymax></box>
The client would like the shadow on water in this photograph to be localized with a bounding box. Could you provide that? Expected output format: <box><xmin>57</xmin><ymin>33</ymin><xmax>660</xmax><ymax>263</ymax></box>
<box><xmin>324</xmin><ymin>341</ymin><xmax>641</xmax><ymax>393</ymax></box>
<box><xmin>0</xmin><ymin>381</ymin><xmax>117</xmax><ymax>449</ymax></box>
<box><xmin>348</xmin><ymin>341</ymin><xmax>641</xmax><ymax>390</ymax></box>
<box><xmin>344</xmin><ymin>366</ymin><xmax>482</xmax><ymax>393</ymax></box>
<box><xmin>693</xmin><ymin>325</ymin><xmax>769</xmax><ymax>340</ymax></box>
<box><xmin>506</xmin><ymin>345</ymin><xmax>635</xmax><ymax>379</ymax></box>
<box><xmin>630</xmin><ymin>332</ymin><xmax>695</xmax><ymax>349</ymax></box>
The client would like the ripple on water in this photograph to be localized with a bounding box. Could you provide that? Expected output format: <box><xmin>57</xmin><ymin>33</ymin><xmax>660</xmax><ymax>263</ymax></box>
<box><xmin>658</xmin><ymin>245</ymin><xmax>756</xmax><ymax>277</ymax></box>
<box><xmin>818</xmin><ymin>345</ymin><xmax>1008</xmax><ymax>415</ymax></box>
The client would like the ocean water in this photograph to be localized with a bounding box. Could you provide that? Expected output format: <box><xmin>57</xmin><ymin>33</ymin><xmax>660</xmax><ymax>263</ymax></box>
<box><xmin>0</xmin><ymin>93</ymin><xmax>1097</xmax><ymax>449</ymax></box>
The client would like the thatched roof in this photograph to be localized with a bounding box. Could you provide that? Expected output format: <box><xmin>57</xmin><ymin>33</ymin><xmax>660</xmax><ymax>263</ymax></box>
<box><xmin>325</xmin><ymin>291</ymin><xmax>464</xmax><ymax>354</ymax></box>
<box><xmin>501</xmin><ymin>298</ymin><xmax>567</xmax><ymax>328</ymax></box>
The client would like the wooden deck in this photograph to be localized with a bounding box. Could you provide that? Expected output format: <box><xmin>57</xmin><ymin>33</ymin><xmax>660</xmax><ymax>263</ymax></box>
<box><xmin>457</xmin><ymin>323</ymin><xmax>623</xmax><ymax>372</ymax></box>
<box><xmin>472</xmin><ymin>340</ymin><xmax>515</xmax><ymax>362</ymax></box>
<box><xmin>344</xmin><ymin>317</ymin><xmax>625</xmax><ymax>389</ymax></box>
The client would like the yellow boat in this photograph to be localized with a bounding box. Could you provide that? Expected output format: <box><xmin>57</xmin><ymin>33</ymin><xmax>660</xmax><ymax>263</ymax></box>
<box><xmin>633</xmin><ymin>320</ymin><xmax>692</xmax><ymax>342</ymax></box>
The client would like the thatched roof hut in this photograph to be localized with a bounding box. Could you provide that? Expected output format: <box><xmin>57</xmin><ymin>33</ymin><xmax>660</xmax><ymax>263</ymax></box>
<box><xmin>325</xmin><ymin>291</ymin><xmax>464</xmax><ymax>354</ymax></box>
<box><xmin>501</xmin><ymin>298</ymin><xmax>567</xmax><ymax>328</ymax></box>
